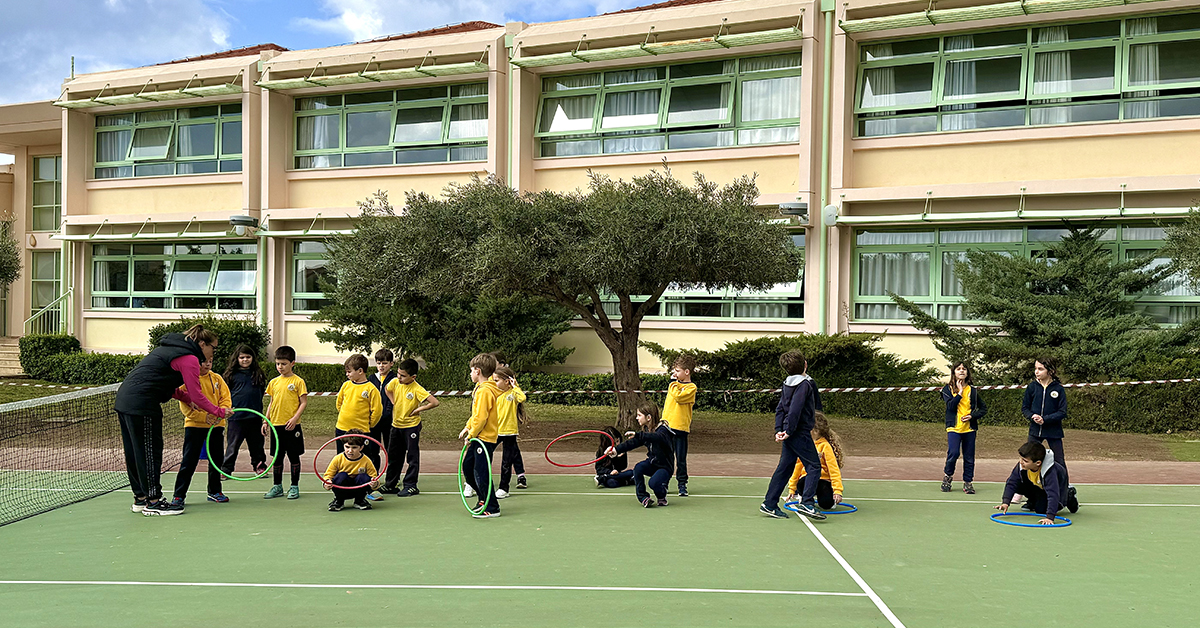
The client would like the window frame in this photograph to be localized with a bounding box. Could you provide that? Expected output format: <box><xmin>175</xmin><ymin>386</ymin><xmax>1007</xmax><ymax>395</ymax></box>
<box><xmin>88</xmin><ymin>241</ymin><xmax>257</xmax><ymax>311</ymax></box>
<box><xmin>936</xmin><ymin>46</ymin><xmax>1029</xmax><ymax>107</ymax></box>
<box><xmin>290</xmin><ymin>240</ymin><xmax>332</xmax><ymax>312</ymax></box>
<box><xmin>1028</xmin><ymin>38</ymin><xmax>1122</xmax><ymax>101</ymax></box>
<box><xmin>94</xmin><ymin>104</ymin><xmax>242</xmax><ymax>179</ymax></box>
<box><xmin>31</xmin><ymin>155</ymin><xmax>62</xmax><ymax>232</ymax></box>
<box><xmin>1121</xmin><ymin>29</ymin><xmax>1200</xmax><ymax>92</ymax></box>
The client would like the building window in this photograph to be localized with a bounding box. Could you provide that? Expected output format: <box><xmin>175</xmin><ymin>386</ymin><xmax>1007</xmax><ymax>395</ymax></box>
<box><xmin>855</xmin><ymin>13</ymin><xmax>1200</xmax><ymax>137</ymax></box>
<box><xmin>293</xmin><ymin>84</ymin><xmax>488</xmax><ymax>169</ymax></box>
<box><xmin>32</xmin><ymin>156</ymin><xmax>61</xmax><ymax>231</ymax></box>
<box><xmin>93</xmin><ymin>104</ymin><xmax>243</xmax><ymax>179</ymax></box>
<box><xmin>851</xmin><ymin>224</ymin><xmax>1198</xmax><ymax>323</ymax></box>
<box><xmin>537</xmin><ymin>52</ymin><xmax>802</xmax><ymax>157</ymax></box>
<box><xmin>31</xmin><ymin>251</ymin><xmax>61</xmax><ymax>319</ymax></box>
<box><xmin>601</xmin><ymin>232</ymin><xmax>804</xmax><ymax>320</ymax></box>
<box><xmin>89</xmin><ymin>241</ymin><xmax>256</xmax><ymax>310</ymax></box>
<box><xmin>291</xmin><ymin>240</ymin><xmax>332</xmax><ymax>311</ymax></box>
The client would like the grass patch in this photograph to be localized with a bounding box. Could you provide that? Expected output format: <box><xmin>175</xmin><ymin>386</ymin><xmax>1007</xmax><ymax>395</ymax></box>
<box><xmin>0</xmin><ymin>379</ymin><xmax>92</xmax><ymax>405</ymax></box>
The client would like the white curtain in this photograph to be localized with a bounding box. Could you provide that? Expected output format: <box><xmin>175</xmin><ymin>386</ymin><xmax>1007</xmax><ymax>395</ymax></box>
<box><xmin>297</xmin><ymin>114</ymin><xmax>338</xmax><ymax>150</ymax></box>
<box><xmin>448</xmin><ymin>103</ymin><xmax>488</xmax><ymax>139</ymax></box>
<box><xmin>942</xmin><ymin>36</ymin><xmax>977</xmax><ymax>130</ymax></box>
<box><xmin>601</xmin><ymin>89</ymin><xmax>661</xmax><ymax>129</ymax></box>
<box><xmin>1032</xmin><ymin>27</ymin><xmax>1072</xmax><ymax>125</ymax></box>
<box><xmin>858</xmin><ymin>252</ymin><xmax>930</xmax><ymax>296</ymax></box>
<box><xmin>861</xmin><ymin>44</ymin><xmax>897</xmax><ymax>135</ymax></box>
<box><xmin>742</xmin><ymin>76</ymin><xmax>801</xmax><ymax>122</ymax></box>
<box><xmin>1127</xmin><ymin>18</ymin><xmax>1161</xmax><ymax>119</ymax></box>
<box><xmin>95</xmin><ymin>130</ymin><xmax>130</xmax><ymax>162</ymax></box>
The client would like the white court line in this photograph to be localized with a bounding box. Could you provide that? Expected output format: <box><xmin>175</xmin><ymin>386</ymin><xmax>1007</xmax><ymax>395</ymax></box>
<box><xmin>6</xmin><ymin>488</ymin><xmax>1200</xmax><ymax>508</ymax></box>
<box><xmin>0</xmin><ymin>579</ymin><xmax>867</xmax><ymax>598</ymax></box>
<box><xmin>800</xmin><ymin>516</ymin><xmax>905</xmax><ymax>628</ymax></box>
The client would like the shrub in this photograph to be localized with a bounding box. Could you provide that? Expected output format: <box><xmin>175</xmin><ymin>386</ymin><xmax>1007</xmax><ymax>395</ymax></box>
<box><xmin>19</xmin><ymin>334</ymin><xmax>82</xmax><ymax>380</ymax></box>
<box><xmin>147</xmin><ymin>313</ymin><xmax>270</xmax><ymax>369</ymax></box>
<box><xmin>44</xmin><ymin>352</ymin><xmax>145</xmax><ymax>385</ymax></box>
<box><xmin>641</xmin><ymin>333</ymin><xmax>940</xmax><ymax>388</ymax></box>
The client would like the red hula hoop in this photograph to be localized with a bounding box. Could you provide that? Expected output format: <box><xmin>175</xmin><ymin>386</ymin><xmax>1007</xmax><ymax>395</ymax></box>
<box><xmin>312</xmin><ymin>433</ymin><xmax>389</xmax><ymax>490</ymax></box>
<box><xmin>545</xmin><ymin>430</ymin><xmax>617</xmax><ymax>468</ymax></box>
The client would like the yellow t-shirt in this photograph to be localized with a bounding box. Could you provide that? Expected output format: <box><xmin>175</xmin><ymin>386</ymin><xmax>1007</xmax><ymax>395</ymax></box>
<box><xmin>335</xmin><ymin>381</ymin><xmax>383</xmax><ymax>432</ymax></box>
<box><xmin>386</xmin><ymin>379</ymin><xmax>431</xmax><ymax>429</ymax></box>
<box><xmin>496</xmin><ymin>385</ymin><xmax>526</xmax><ymax>436</ymax></box>
<box><xmin>1026</xmin><ymin>468</ymin><xmax>1043</xmax><ymax>489</ymax></box>
<box><xmin>662</xmin><ymin>381</ymin><xmax>697</xmax><ymax>432</ymax></box>
<box><xmin>322</xmin><ymin>452</ymin><xmax>378</xmax><ymax>481</ymax></box>
<box><xmin>948</xmin><ymin>385</ymin><xmax>974</xmax><ymax>434</ymax></box>
<box><xmin>464</xmin><ymin>380</ymin><xmax>501</xmax><ymax>443</ymax></box>
<box><xmin>265</xmin><ymin>374</ymin><xmax>307</xmax><ymax>426</ymax></box>
<box><xmin>178</xmin><ymin>372</ymin><xmax>230</xmax><ymax>429</ymax></box>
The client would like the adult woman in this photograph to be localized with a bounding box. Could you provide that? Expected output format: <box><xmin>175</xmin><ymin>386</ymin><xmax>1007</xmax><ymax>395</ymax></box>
<box><xmin>115</xmin><ymin>324</ymin><xmax>230</xmax><ymax>516</ymax></box>
<box><xmin>940</xmin><ymin>362</ymin><xmax>987</xmax><ymax>494</ymax></box>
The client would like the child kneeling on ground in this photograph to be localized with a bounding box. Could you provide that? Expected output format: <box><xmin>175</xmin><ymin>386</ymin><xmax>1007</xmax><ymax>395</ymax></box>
<box><xmin>606</xmin><ymin>404</ymin><xmax>674</xmax><ymax>507</ymax></box>
<box><xmin>595</xmin><ymin>426</ymin><xmax>633</xmax><ymax>488</ymax></box>
<box><xmin>995</xmin><ymin>441</ymin><xmax>1079</xmax><ymax>526</ymax></box>
<box><xmin>785</xmin><ymin>412</ymin><xmax>845</xmax><ymax>511</ymax></box>
<box><xmin>322</xmin><ymin>430</ymin><xmax>379</xmax><ymax>512</ymax></box>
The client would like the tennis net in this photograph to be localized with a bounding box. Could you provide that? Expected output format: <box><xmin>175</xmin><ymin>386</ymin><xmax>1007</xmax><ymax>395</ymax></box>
<box><xmin>0</xmin><ymin>384</ymin><xmax>185</xmax><ymax>526</ymax></box>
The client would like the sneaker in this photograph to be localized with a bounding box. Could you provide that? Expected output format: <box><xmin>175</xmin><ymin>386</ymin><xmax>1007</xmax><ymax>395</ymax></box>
<box><xmin>642</xmin><ymin>497</ymin><xmax>656</xmax><ymax>508</ymax></box>
<box><xmin>594</xmin><ymin>476</ymin><xmax>602</xmax><ymax>488</ymax></box>
<box><xmin>328</xmin><ymin>499</ymin><xmax>344</xmax><ymax>512</ymax></box>
<box><xmin>792</xmin><ymin>501</ymin><xmax>827</xmax><ymax>521</ymax></box>
<box><xmin>254</xmin><ymin>462</ymin><xmax>268</xmax><ymax>475</ymax></box>
<box><xmin>397</xmin><ymin>487</ymin><xmax>420</xmax><ymax>497</ymax></box>
<box><xmin>463</xmin><ymin>485</ymin><xmax>476</xmax><ymax>498</ymax></box>
<box><xmin>1067</xmin><ymin>486</ymin><xmax>1079</xmax><ymax>513</ymax></box>
<box><xmin>678</xmin><ymin>483</ymin><xmax>689</xmax><ymax>498</ymax></box>
<box><xmin>287</xmin><ymin>486</ymin><xmax>300</xmax><ymax>500</ymax></box>
<box><xmin>143</xmin><ymin>497</ymin><xmax>185</xmax><ymax>516</ymax></box>
<box><xmin>516</xmin><ymin>475</ymin><xmax>528</xmax><ymax>489</ymax></box>
<box><xmin>264</xmin><ymin>485</ymin><xmax>285</xmax><ymax>499</ymax></box>
<box><xmin>365</xmin><ymin>492</ymin><xmax>384</xmax><ymax>502</ymax></box>
<box><xmin>759</xmin><ymin>503</ymin><xmax>789</xmax><ymax>519</ymax></box>
<box><xmin>657</xmin><ymin>498</ymin><xmax>669</xmax><ymax>507</ymax></box>
<box><xmin>496</xmin><ymin>489</ymin><xmax>509</xmax><ymax>499</ymax></box>
<box><xmin>353</xmin><ymin>498</ymin><xmax>372</xmax><ymax>510</ymax></box>
<box><xmin>941</xmin><ymin>475</ymin><xmax>952</xmax><ymax>492</ymax></box>
<box><xmin>962</xmin><ymin>482</ymin><xmax>975</xmax><ymax>495</ymax></box>
<box><xmin>472</xmin><ymin>511</ymin><xmax>502</xmax><ymax>519</ymax></box>
<box><xmin>1020</xmin><ymin>502</ymin><xmax>1036</xmax><ymax>512</ymax></box>
<box><xmin>131</xmin><ymin>497</ymin><xmax>148</xmax><ymax>513</ymax></box>
<box><xmin>207</xmin><ymin>493</ymin><xmax>229</xmax><ymax>503</ymax></box>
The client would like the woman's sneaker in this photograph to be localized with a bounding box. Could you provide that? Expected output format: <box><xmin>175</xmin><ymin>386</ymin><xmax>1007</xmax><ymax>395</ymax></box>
<box><xmin>941</xmin><ymin>475</ymin><xmax>952</xmax><ymax>492</ymax></box>
<box><xmin>463</xmin><ymin>485</ymin><xmax>476</xmax><ymax>498</ymax></box>
<box><xmin>496</xmin><ymin>489</ymin><xmax>509</xmax><ymax>499</ymax></box>
<box><xmin>472</xmin><ymin>511</ymin><xmax>501</xmax><ymax>519</ymax></box>
<box><xmin>962</xmin><ymin>482</ymin><xmax>975</xmax><ymax>495</ymax></box>
<box><xmin>131</xmin><ymin>497</ymin><xmax>148</xmax><ymax>513</ymax></box>
<box><xmin>143</xmin><ymin>497</ymin><xmax>185</xmax><ymax>516</ymax></box>
<box><xmin>287</xmin><ymin>486</ymin><xmax>300</xmax><ymax>500</ymax></box>
<box><xmin>207</xmin><ymin>493</ymin><xmax>229</xmax><ymax>503</ymax></box>
<box><xmin>397</xmin><ymin>487</ymin><xmax>419</xmax><ymax>497</ymax></box>
<box><xmin>264</xmin><ymin>485</ymin><xmax>285</xmax><ymax>499</ymax></box>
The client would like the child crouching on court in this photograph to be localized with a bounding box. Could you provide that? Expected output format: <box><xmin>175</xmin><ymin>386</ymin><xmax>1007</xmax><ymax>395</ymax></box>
<box><xmin>164</xmin><ymin>357</ymin><xmax>231</xmax><ymax>515</ymax></box>
<box><xmin>606</xmin><ymin>404</ymin><xmax>673</xmax><ymax>507</ymax></box>
<box><xmin>785</xmin><ymin>412</ymin><xmax>845</xmax><ymax>511</ymax></box>
<box><xmin>595</xmin><ymin>426</ymin><xmax>633</xmax><ymax>488</ymax></box>
<box><xmin>322</xmin><ymin>430</ymin><xmax>379</xmax><ymax>512</ymax></box>
<box><xmin>761</xmin><ymin>349</ymin><xmax>826</xmax><ymax>521</ymax></box>
<box><xmin>995</xmin><ymin>441</ymin><xmax>1078</xmax><ymax>525</ymax></box>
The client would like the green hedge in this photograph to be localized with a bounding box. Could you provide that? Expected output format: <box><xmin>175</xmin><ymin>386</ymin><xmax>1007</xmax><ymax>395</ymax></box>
<box><xmin>42</xmin><ymin>352</ymin><xmax>147</xmax><ymax>385</ymax></box>
<box><xmin>19</xmin><ymin>334</ymin><xmax>82</xmax><ymax>380</ymax></box>
<box><xmin>147</xmin><ymin>314</ymin><xmax>270</xmax><ymax>370</ymax></box>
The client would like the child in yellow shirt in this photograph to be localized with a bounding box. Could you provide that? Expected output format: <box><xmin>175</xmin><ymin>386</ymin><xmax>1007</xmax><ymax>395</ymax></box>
<box><xmin>493</xmin><ymin>364</ymin><xmax>528</xmax><ymax>499</ymax></box>
<box><xmin>262</xmin><ymin>346</ymin><xmax>308</xmax><ymax>500</ymax></box>
<box><xmin>457</xmin><ymin>353</ymin><xmax>502</xmax><ymax>518</ymax></box>
<box><xmin>784</xmin><ymin>412</ymin><xmax>846</xmax><ymax>511</ymax></box>
<box><xmin>168</xmin><ymin>357</ymin><xmax>232</xmax><ymax>512</ymax></box>
<box><xmin>335</xmin><ymin>354</ymin><xmax>383</xmax><ymax>454</ymax></box>
<box><xmin>383</xmin><ymin>358</ymin><xmax>439</xmax><ymax>497</ymax></box>
<box><xmin>662</xmin><ymin>355</ymin><xmax>697</xmax><ymax>497</ymax></box>
<box><xmin>322</xmin><ymin>430</ymin><xmax>379</xmax><ymax>511</ymax></box>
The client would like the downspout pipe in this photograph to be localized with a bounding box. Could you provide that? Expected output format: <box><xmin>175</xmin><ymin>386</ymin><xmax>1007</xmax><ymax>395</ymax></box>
<box><xmin>818</xmin><ymin>0</ymin><xmax>835</xmax><ymax>335</ymax></box>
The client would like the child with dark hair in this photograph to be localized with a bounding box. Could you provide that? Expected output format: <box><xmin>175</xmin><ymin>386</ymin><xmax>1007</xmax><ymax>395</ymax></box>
<box><xmin>322</xmin><ymin>430</ymin><xmax>379</xmax><ymax>512</ymax></box>
<box><xmin>336</xmin><ymin>354</ymin><xmax>383</xmax><ymax>462</ymax></box>
<box><xmin>369</xmin><ymin>349</ymin><xmax>396</xmax><ymax>450</ymax></box>
<box><xmin>607</xmin><ymin>404</ymin><xmax>674</xmax><ymax>507</ymax></box>
<box><xmin>262</xmin><ymin>345</ymin><xmax>307</xmax><ymax>500</ymax></box>
<box><xmin>595</xmin><ymin>426</ymin><xmax>633</xmax><ymax>489</ymax></box>
<box><xmin>458</xmin><ymin>353</ymin><xmax>502</xmax><ymax>518</ymax></box>
<box><xmin>1022</xmin><ymin>357</ymin><xmax>1072</xmax><ymax>493</ymax></box>
<box><xmin>221</xmin><ymin>344</ymin><xmax>268</xmax><ymax>478</ymax></box>
<box><xmin>785</xmin><ymin>412</ymin><xmax>845</xmax><ymax>511</ymax></box>
<box><xmin>761</xmin><ymin>349</ymin><xmax>826</xmax><ymax>521</ymax></box>
<box><xmin>493</xmin><ymin>364</ymin><xmax>529</xmax><ymax>497</ymax></box>
<box><xmin>163</xmin><ymin>357</ymin><xmax>231</xmax><ymax>515</ymax></box>
<box><xmin>941</xmin><ymin>361</ymin><xmax>987</xmax><ymax>494</ymax></box>
<box><xmin>663</xmin><ymin>354</ymin><xmax>698</xmax><ymax>497</ymax></box>
<box><xmin>996</xmin><ymin>441</ymin><xmax>1078</xmax><ymax>525</ymax></box>
<box><xmin>383</xmin><ymin>358</ymin><xmax>439</xmax><ymax>496</ymax></box>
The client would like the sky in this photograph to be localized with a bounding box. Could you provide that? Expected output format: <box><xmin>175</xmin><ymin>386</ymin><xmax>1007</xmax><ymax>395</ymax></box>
<box><xmin>0</xmin><ymin>0</ymin><xmax>642</xmax><ymax>164</ymax></box>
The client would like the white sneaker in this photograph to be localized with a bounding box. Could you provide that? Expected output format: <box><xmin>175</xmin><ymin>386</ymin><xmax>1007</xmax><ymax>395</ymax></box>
<box><xmin>496</xmin><ymin>489</ymin><xmax>509</xmax><ymax>499</ymax></box>
<box><xmin>463</xmin><ymin>485</ymin><xmax>476</xmax><ymax>498</ymax></box>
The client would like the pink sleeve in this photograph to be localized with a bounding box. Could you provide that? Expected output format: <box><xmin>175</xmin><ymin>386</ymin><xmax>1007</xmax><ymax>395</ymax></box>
<box><xmin>170</xmin><ymin>355</ymin><xmax>228</xmax><ymax>418</ymax></box>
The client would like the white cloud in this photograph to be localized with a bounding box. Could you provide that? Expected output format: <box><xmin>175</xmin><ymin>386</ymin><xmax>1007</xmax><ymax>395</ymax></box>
<box><xmin>0</xmin><ymin>1</ymin><xmax>232</xmax><ymax>105</ymax></box>
<box><xmin>0</xmin><ymin>154</ymin><xmax>14</xmax><ymax>166</ymax></box>
<box><xmin>294</xmin><ymin>0</ymin><xmax>626</xmax><ymax>43</ymax></box>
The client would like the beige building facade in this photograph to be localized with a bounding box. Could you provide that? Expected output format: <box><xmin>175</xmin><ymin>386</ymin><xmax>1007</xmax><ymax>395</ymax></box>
<box><xmin>0</xmin><ymin>0</ymin><xmax>1198</xmax><ymax>373</ymax></box>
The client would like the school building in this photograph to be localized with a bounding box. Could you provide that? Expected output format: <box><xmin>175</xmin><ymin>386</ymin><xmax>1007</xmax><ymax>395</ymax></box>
<box><xmin>1</xmin><ymin>0</ymin><xmax>1198</xmax><ymax>374</ymax></box>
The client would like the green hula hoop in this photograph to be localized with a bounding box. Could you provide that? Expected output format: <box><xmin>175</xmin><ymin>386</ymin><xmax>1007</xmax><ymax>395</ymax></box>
<box><xmin>206</xmin><ymin>407</ymin><xmax>279</xmax><ymax>482</ymax></box>
<box><xmin>457</xmin><ymin>438</ymin><xmax>494</xmax><ymax>515</ymax></box>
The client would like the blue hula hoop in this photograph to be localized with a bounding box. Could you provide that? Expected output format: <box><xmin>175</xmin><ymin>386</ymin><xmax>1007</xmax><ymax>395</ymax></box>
<box><xmin>991</xmin><ymin>512</ymin><xmax>1072</xmax><ymax>528</ymax></box>
<box><xmin>784</xmin><ymin>500</ymin><xmax>857</xmax><ymax>515</ymax></box>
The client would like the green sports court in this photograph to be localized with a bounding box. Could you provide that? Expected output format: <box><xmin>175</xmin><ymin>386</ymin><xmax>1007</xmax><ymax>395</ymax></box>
<box><xmin>1</xmin><ymin>472</ymin><xmax>1197</xmax><ymax>628</ymax></box>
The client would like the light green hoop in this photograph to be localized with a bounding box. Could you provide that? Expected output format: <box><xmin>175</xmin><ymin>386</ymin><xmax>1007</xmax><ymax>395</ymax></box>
<box><xmin>457</xmin><ymin>438</ymin><xmax>494</xmax><ymax>515</ymax></box>
<box><xmin>206</xmin><ymin>407</ymin><xmax>279</xmax><ymax>482</ymax></box>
